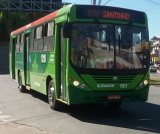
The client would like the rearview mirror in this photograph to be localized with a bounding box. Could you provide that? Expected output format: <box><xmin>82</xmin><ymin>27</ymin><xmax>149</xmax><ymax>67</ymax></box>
<box><xmin>63</xmin><ymin>22</ymin><xmax>72</xmax><ymax>38</ymax></box>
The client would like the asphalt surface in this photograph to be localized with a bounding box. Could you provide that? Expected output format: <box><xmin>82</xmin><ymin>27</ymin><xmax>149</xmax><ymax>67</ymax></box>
<box><xmin>0</xmin><ymin>123</ymin><xmax>48</xmax><ymax>134</ymax></box>
<box><xmin>0</xmin><ymin>74</ymin><xmax>160</xmax><ymax>134</ymax></box>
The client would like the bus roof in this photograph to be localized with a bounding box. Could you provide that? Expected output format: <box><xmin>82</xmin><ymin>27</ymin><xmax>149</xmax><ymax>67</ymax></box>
<box><xmin>11</xmin><ymin>11</ymin><xmax>57</xmax><ymax>35</ymax></box>
<box><xmin>11</xmin><ymin>4</ymin><xmax>73</xmax><ymax>36</ymax></box>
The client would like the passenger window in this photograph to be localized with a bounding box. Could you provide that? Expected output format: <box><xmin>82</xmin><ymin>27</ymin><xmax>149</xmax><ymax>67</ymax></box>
<box><xmin>21</xmin><ymin>33</ymin><xmax>24</xmax><ymax>43</ymax></box>
<box><xmin>16</xmin><ymin>35</ymin><xmax>21</xmax><ymax>53</ymax></box>
<box><xmin>43</xmin><ymin>23</ymin><xmax>48</xmax><ymax>37</ymax></box>
<box><xmin>17</xmin><ymin>35</ymin><xmax>20</xmax><ymax>44</ymax></box>
<box><xmin>43</xmin><ymin>22</ymin><xmax>54</xmax><ymax>37</ymax></box>
<box><xmin>35</xmin><ymin>26</ymin><xmax>42</xmax><ymax>39</ymax></box>
<box><xmin>34</xmin><ymin>26</ymin><xmax>43</xmax><ymax>52</ymax></box>
<box><xmin>16</xmin><ymin>37</ymin><xmax>19</xmax><ymax>53</ymax></box>
<box><xmin>47</xmin><ymin>22</ymin><xmax>54</xmax><ymax>36</ymax></box>
<box><xmin>43</xmin><ymin>21</ymin><xmax>54</xmax><ymax>52</ymax></box>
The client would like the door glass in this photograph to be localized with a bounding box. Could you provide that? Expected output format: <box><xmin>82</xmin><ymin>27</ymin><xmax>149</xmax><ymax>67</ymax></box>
<box><xmin>60</xmin><ymin>26</ymin><xmax>66</xmax><ymax>100</ymax></box>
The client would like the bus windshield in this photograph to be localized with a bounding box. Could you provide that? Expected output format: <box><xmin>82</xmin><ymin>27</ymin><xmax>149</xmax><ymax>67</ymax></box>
<box><xmin>71</xmin><ymin>23</ymin><xmax>149</xmax><ymax>70</ymax></box>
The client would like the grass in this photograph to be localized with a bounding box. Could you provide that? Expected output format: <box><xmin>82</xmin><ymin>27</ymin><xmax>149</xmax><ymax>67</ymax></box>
<box><xmin>150</xmin><ymin>76</ymin><xmax>160</xmax><ymax>85</ymax></box>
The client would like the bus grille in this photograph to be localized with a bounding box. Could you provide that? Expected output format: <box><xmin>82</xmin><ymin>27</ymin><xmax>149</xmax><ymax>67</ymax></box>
<box><xmin>92</xmin><ymin>75</ymin><xmax>136</xmax><ymax>83</ymax></box>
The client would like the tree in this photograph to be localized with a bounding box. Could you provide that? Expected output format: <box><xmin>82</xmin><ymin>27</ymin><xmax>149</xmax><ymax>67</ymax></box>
<box><xmin>0</xmin><ymin>11</ymin><xmax>45</xmax><ymax>42</ymax></box>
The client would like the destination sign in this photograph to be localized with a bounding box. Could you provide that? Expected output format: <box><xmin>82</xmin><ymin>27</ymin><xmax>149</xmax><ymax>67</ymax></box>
<box><xmin>103</xmin><ymin>11</ymin><xmax>130</xmax><ymax>20</ymax></box>
<box><xmin>76</xmin><ymin>5</ymin><xmax>146</xmax><ymax>24</ymax></box>
<box><xmin>87</xmin><ymin>9</ymin><xmax>130</xmax><ymax>20</ymax></box>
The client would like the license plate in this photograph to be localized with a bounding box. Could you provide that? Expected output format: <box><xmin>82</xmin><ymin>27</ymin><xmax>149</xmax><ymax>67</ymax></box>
<box><xmin>108</xmin><ymin>95</ymin><xmax>121</xmax><ymax>100</ymax></box>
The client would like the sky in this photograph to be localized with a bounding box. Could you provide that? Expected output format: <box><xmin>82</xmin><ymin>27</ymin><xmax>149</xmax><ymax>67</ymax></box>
<box><xmin>63</xmin><ymin>0</ymin><xmax>160</xmax><ymax>39</ymax></box>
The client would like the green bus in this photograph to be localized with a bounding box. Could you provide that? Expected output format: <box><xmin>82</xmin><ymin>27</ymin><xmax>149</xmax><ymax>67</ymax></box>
<box><xmin>9</xmin><ymin>4</ymin><xmax>150</xmax><ymax>109</ymax></box>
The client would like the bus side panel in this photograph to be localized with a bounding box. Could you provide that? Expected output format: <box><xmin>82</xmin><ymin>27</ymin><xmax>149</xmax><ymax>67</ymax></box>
<box><xmin>29</xmin><ymin>52</ymin><xmax>55</xmax><ymax>95</ymax></box>
<box><xmin>30</xmin><ymin>72</ymin><xmax>46</xmax><ymax>94</ymax></box>
<box><xmin>29</xmin><ymin>52</ymin><xmax>43</xmax><ymax>93</ymax></box>
<box><xmin>41</xmin><ymin>52</ymin><xmax>55</xmax><ymax>95</ymax></box>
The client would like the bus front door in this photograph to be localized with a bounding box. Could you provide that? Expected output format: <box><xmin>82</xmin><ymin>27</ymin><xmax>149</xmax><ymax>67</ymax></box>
<box><xmin>59</xmin><ymin>26</ymin><xmax>67</xmax><ymax>101</ymax></box>
<box><xmin>24</xmin><ymin>33</ymin><xmax>30</xmax><ymax>85</ymax></box>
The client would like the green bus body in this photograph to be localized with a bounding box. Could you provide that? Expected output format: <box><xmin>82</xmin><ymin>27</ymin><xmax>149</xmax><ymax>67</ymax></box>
<box><xmin>9</xmin><ymin>4</ymin><xmax>150</xmax><ymax>108</ymax></box>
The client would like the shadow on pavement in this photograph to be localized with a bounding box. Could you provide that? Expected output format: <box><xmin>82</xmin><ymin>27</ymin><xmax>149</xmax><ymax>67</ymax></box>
<box><xmin>26</xmin><ymin>89</ymin><xmax>160</xmax><ymax>133</ymax></box>
<box><xmin>64</xmin><ymin>102</ymin><xmax>160</xmax><ymax>133</ymax></box>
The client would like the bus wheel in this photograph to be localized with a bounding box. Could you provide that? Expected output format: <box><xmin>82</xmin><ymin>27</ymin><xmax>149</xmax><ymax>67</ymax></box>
<box><xmin>18</xmin><ymin>73</ymin><xmax>26</xmax><ymax>93</ymax></box>
<box><xmin>48</xmin><ymin>80</ymin><xmax>59</xmax><ymax>110</ymax></box>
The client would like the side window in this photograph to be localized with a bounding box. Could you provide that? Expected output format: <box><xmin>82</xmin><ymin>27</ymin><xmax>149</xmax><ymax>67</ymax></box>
<box><xmin>29</xmin><ymin>30</ymin><xmax>34</xmax><ymax>51</ymax></box>
<box><xmin>47</xmin><ymin>22</ymin><xmax>54</xmax><ymax>36</ymax></box>
<box><xmin>19</xmin><ymin>33</ymin><xmax>24</xmax><ymax>52</ymax></box>
<box><xmin>17</xmin><ymin>35</ymin><xmax>20</xmax><ymax>44</ymax></box>
<box><xmin>36</xmin><ymin>26</ymin><xmax>42</xmax><ymax>39</ymax></box>
<box><xmin>43</xmin><ymin>21</ymin><xmax>54</xmax><ymax>37</ymax></box>
<box><xmin>43</xmin><ymin>21</ymin><xmax>54</xmax><ymax>51</ymax></box>
<box><xmin>21</xmin><ymin>33</ymin><xmax>24</xmax><ymax>43</ymax></box>
<box><xmin>15</xmin><ymin>36</ymin><xmax>19</xmax><ymax>53</ymax></box>
<box><xmin>16</xmin><ymin>35</ymin><xmax>21</xmax><ymax>53</ymax></box>
<box><xmin>34</xmin><ymin>25</ymin><xmax>43</xmax><ymax>52</ymax></box>
<box><xmin>43</xmin><ymin>23</ymin><xmax>48</xmax><ymax>37</ymax></box>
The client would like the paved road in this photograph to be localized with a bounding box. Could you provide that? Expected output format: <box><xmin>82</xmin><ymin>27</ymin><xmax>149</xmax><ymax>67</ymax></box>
<box><xmin>0</xmin><ymin>75</ymin><xmax>160</xmax><ymax>134</ymax></box>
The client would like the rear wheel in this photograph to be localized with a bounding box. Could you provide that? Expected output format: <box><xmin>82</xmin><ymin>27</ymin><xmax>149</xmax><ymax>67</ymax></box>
<box><xmin>18</xmin><ymin>73</ymin><xmax>26</xmax><ymax>93</ymax></box>
<box><xmin>48</xmin><ymin>80</ymin><xmax>60</xmax><ymax>110</ymax></box>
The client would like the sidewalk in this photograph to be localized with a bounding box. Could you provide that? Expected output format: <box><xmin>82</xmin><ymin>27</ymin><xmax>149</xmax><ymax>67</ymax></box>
<box><xmin>157</xmin><ymin>69</ymin><xmax>160</xmax><ymax>73</ymax></box>
<box><xmin>0</xmin><ymin>123</ymin><xmax>48</xmax><ymax>134</ymax></box>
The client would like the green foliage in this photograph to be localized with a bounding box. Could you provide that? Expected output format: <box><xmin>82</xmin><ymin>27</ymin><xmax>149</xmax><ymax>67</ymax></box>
<box><xmin>0</xmin><ymin>12</ymin><xmax>45</xmax><ymax>42</ymax></box>
<box><xmin>0</xmin><ymin>12</ymin><xmax>2</xmax><ymax>19</ymax></box>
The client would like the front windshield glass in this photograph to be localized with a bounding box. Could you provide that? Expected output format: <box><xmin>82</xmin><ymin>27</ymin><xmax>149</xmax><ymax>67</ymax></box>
<box><xmin>71</xmin><ymin>23</ymin><xmax>149</xmax><ymax>70</ymax></box>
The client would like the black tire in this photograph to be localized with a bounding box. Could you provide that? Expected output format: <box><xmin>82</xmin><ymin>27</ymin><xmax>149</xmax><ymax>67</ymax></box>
<box><xmin>48</xmin><ymin>80</ymin><xmax>60</xmax><ymax>110</ymax></box>
<box><xmin>18</xmin><ymin>73</ymin><xmax>26</xmax><ymax>93</ymax></box>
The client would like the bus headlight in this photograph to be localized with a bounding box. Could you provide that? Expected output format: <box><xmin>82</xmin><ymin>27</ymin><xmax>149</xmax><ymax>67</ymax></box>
<box><xmin>73</xmin><ymin>81</ymin><xmax>80</xmax><ymax>87</ymax></box>
<box><xmin>144</xmin><ymin>80</ymin><xmax>148</xmax><ymax>85</ymax></box>
<box><xmin>139</xmin><ymin>80</ymin><xmax>149</xmax><ymax>88</ymax></box>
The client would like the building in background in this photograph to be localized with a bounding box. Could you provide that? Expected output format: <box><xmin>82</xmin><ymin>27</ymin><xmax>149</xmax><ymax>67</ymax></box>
<box><xmin>15</xmin><ymin>0</ymin><xmax>62</xmax><ymax>2</ymax></box>
<box><xmin>150</xmin><ymin>36</ymin><xmax>160</xmax><ymax>65</ymax></box>
<box><xmin>0</xmin><ymin>0</ymin><xmax>63</xmax><ymax>13</ymax></box>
